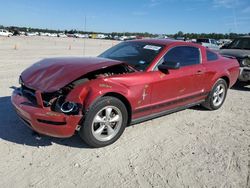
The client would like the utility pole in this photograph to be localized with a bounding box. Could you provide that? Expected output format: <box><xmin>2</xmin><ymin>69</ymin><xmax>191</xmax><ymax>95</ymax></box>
<box><xmin>83</xmin><ymin>15</ymin><xmax>87</xmax><ymax>56</ymax></box>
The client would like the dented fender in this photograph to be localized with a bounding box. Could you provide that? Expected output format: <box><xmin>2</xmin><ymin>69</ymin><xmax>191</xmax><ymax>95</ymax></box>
<box><xmin>65</xmin><ymin>78</ymin><xmax>132</xmax><ymax>111</ymax></box>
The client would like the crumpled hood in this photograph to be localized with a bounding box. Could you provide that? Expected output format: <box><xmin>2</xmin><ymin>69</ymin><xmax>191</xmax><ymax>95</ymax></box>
<box><xmin>21</xmin><ymin>57</ymin><xmax>123</xmax><ymax>92</ymax></box>
<box><xmin>220</xmin><ymin>49</ymin><xmax>250</xmax><ymax>58</ymax></box>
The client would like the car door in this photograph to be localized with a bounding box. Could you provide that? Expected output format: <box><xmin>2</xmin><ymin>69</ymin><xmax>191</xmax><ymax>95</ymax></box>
<box><xmin>150</xmin><ymin>45</ymin><xmax>207</xmax><ymax>114</ymax></box>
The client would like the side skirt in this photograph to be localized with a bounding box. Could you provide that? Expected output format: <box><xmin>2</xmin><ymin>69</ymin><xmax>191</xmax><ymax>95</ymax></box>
<box><xmin>131</xmin><ymin>100</ymin><xmax>205</xmax><ymax>125</ymax></box>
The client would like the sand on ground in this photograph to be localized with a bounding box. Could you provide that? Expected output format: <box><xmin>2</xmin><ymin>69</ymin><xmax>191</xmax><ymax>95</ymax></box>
<box><xmin>0</xmin><ymin>36</ymin><xmax>249</xmax><ymax>188</ymax></box>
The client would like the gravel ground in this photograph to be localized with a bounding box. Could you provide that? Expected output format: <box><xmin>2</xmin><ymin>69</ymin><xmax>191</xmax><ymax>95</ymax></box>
<box><xmin>0</xmin><ymin>36</ymin><xmax>249</xmax><ymax>188</ymax></box>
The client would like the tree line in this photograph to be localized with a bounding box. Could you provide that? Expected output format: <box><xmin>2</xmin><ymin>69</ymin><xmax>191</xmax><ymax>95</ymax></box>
<box><xmin>169</xmin><ymin>31</ymin><xmax>250</xmax><ymax>40</ymax></box>
<box><xmin>0</xmin><ymin>25</ymin><xmax>249</xmax><ymax>39</ymax></box>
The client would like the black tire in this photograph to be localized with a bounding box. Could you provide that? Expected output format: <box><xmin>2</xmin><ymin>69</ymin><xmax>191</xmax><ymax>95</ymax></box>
<box><xmin>202</xmin><ymin>79</ymin><xmax>228</xmax><ymax>110</ymax></box>
<box><xmin>79</xmin><ymin>96</ymin><xmax>128</xmax><ymax>148</ymax></box>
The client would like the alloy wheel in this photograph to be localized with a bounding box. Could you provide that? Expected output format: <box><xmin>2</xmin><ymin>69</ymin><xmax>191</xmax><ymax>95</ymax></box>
<box><xmin>91</xmin><ymin>106</ymin><xmax>123</xmax><ymax>142</ymax></box>
<box><xmin>212</xmin><ymin>84</ymin><xmax>226</xmax><ymax>107</ymax></box>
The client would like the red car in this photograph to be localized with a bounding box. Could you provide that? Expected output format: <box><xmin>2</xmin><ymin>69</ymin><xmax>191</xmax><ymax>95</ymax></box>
<box><xmin>12</xmin><ymin>39</ymin><xmax>239</xmax><ymax>147</ymax></box>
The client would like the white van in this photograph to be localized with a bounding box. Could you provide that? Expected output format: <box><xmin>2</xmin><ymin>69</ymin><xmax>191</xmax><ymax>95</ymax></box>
<box><xmin>0</xmin><ymin>29</ymin><xmax>13</xmax><ymax>37</ymax></box>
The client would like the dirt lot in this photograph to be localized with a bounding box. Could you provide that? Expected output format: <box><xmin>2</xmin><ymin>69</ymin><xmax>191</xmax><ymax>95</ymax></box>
<box><xmin>0</xmin><ymin>36</ymin><xmax>249</xmax><ymax>188</ymax></box>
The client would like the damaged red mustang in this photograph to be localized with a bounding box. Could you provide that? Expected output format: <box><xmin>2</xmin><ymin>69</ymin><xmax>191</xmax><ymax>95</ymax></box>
<box><xmin>12</xmin><ymin>39</ymin><xmax>239</xmax><ymax>147</ymax></box>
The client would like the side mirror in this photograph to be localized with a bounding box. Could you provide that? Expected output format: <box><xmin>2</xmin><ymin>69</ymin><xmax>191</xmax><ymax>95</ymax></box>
<box><xmin>158</xmin><ymin>61</ymin><xmax>180</xmax><ymax>73</ymax></box>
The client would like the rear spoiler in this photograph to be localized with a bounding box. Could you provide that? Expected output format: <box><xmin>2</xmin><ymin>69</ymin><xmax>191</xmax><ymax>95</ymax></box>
<box><xmin>222</xmin><ymin>55</ymin><xmax>236</xmax><ymax>59</ymax></box>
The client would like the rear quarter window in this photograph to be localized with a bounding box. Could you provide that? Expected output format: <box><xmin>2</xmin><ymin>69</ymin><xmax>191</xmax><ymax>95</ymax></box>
<box><xmin>206</xmin><ymin>50</ymin><xmax>218</xmax><ymax>61</ymax></box>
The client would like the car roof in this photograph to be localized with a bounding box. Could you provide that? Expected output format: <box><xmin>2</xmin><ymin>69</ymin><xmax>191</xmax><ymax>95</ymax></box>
<box><xmin>238</xmin><ymin>35</ymin><xmax>250</xmax><ymax>38</ymax></box>
<box><xmin>131</xmin><ymin>39</ymin><xmax>178</xmax><ymax>45</ymax></box>
<box><xmin>129</xmin><ymin>38</ymin><xmax>202</xmax><ymax>48</ymax></box>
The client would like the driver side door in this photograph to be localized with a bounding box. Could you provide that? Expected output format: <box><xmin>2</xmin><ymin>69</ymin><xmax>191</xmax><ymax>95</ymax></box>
<box><xmin>150</xmin><ymin>45</ymin><xmax>206</xmax><ymax>114</ymax></box>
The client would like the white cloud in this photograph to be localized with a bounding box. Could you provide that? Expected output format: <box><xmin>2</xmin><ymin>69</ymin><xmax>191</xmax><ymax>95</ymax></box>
<box><xmin>242</xmin><ymin>6</ymin><xmax>250</xmax><ymax>13</ymax></box>
<box><xmin>148</xmin><ymin>0</ymin><xmax>162</xmax><ymax>7</ymax></box>
<box><xmin>212</xmin><ymin>0</ymin><xmax>237</xmax><ymax>8</ymax></box>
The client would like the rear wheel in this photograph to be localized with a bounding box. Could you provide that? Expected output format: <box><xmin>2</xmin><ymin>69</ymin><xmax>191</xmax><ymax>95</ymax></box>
<box><xmin>79</xmin><ymin>96</ymin><xmax>128</xmax><ymax>148</ymax></box>
<box><xmin>202</xmin><ymin>79</ymin><xmax>228</xmax><ymax>110</ymax></box>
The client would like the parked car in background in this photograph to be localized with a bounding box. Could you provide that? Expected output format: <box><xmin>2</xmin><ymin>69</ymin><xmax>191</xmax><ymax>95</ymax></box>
<box><xmin>119</xmin><ymin>36</ymin><xmax>128</xmax><ymax>41</ymax></box>
<box><xmin>57</xmin><ymin>33</ymin><xmax>68</xmax><ymax>38</ymax></box>
<box><xmin>156</xmin><ymin>35</ymin><xmax>168</xmax><ymax>39</ymax></box>
<box><xmin>48</xmin><ymin>33</ymin><xmax>58</xmax><ymax>37</ymax></box>
<box><xmin>12</xmin><ymin>30</ymin><xmax>20</xmax><ymax>36</ymax></box>
<box><xmin>0</xmin><ymin>29</ymin><xmax>13</xmax><ymax>37</ymax></box>
<box><xmin>74</xmin><ymin>33</ymin><xmax>88</xmax><ymax>38</ymax></box>
<box><xmin>197</xmin><ymin>38</ymin><xmax>220</xmax><ymax>51</ymax></box>
<box><xmin>113</xmin><ymin>35</ymin><xmax>119</xmax><ymax>40</ymax></box>
<box><xmin>12</xmin><ymin>39</ymin><xmax>239</xmax><ymax>147</ymax></box>
<box><xmin>119</xmin><ymin>36</ymin><xmax>137</xmax><ymax>41</ymax></box>
<box><xmin>96</xmin><ymin>34</ymin><xmax>106</xmax><ymax>39</ymax></box>
<box><xmin>218</xmin><ymin>39</ymin><xmax>232</xmax><ymax>48</ymax></box>
<box><xmin>39</xmin><ymin>32</ymin><xmax>48</xmax><ymax>36</ymax></box>
<box><xmin>66</xmin><ymin>34</ymin><xmax>75</xmax><ymax>38</ymax></box>
<box><xmin>220</xmin><ymin>36</ymin><xmax>250</xmax><ymax>82</ymax></box>
<box><xmin>176</xmin><ymin>37</ymin><xmax>185</xmax><ymax>41</ymax></box>
<box><xmin>19</xmin><ymin>31</ymin><xmax>26</xmax><ymax>36</ymax></box>
<box><xmin>26</xmin><ymin>32</ymin><xmax>39</xmax><ymax>36</ymax></box>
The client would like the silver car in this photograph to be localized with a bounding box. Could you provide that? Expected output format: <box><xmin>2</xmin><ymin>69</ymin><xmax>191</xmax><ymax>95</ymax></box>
<box><xmin>197</xmin><ymin>38</ymin><xmax>220</xmax><ymax>51</ymax></box>
<box><xmin>220</xmin><ymin>36</ymin><xmax>250</xmax><ymax>82</ymax></box>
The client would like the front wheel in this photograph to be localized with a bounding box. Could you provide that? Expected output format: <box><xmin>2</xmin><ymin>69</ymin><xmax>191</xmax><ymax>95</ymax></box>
<box><xmin>202</xmin><ymin>79</ymin><xmax>228</xmax><ymax>110</ymax></box>
<box><xmin>79</xmin><ymin>96</ymin><xmax>128</xmax><ymax>148</ymax></box>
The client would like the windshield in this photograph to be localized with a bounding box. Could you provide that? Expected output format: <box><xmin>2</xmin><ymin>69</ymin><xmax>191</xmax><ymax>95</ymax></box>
<box><xmin>227</xmin><ymin>38</ymin><xmax>250</xmax><ymax>50</ymax></box>
<box><xmin>99</xmin><ymin>41</ymin><xmax>164</xmax><ymax>71</ymax></box>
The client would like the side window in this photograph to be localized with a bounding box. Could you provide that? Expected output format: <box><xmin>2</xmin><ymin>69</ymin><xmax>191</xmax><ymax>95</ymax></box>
<box><xmin>163</xmin><ymin>46</ymin><xmax>200</xmax><ymax>67</ymax></box>
<box><xmin>206</xmin><ymin>50</ymin><xmax>218</xmax><ymax>61</ymax></box>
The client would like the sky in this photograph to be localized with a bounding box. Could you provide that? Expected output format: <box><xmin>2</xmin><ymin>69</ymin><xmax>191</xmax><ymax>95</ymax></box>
<box><xmin>0</xmin><ymin>0</ymin><xmax>249</xmax><ymax>34</ymax></box>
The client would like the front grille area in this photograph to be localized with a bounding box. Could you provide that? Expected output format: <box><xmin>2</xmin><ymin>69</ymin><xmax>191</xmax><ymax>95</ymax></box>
<box><xmin>21</xmin><ymin>85</ymin><xmax>37</xmax><ymax>105</ymax></box>
<box><xmin>37</xmin><ymin>119</ymin><xmax>66</xmax><ymax>126</ymax></box>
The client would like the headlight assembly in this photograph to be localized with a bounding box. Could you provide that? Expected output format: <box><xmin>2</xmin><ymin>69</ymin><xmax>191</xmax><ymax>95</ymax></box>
<box><xmin>242</xmin><ymin>58</ymin><xmax>250</xmax><ymax>66</ymax></box>
<box><xmin>60</xmin><ymin>101</ymin><xmax>80</xmax><ymax>114</ymax></box>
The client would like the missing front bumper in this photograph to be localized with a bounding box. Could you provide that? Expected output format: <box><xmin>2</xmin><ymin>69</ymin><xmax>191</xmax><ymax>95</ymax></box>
<box><xmin>11</xmin><ymin>90</ymin><xmax>82</xmax><ymax>138</ymax></box>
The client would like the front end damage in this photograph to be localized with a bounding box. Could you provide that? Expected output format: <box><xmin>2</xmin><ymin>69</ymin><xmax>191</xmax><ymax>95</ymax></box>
<box><xmin>238</xmin><ymin>57</ymin><xmax>250</xmax><ymax>82</ymax></box>
<box><xmin>221</xmin><ymin>50</ymin><xmax>250</xmax><ymax>82</ymax></box>
<box><xmin>11</xmin><ymin>81</ymin><xmax>84</xmax><ymax>137</ymax></box>
<box><xmin>11</xmin><ymin>63</ymin><xmax>134</xmax><ymax>137</ymax></box>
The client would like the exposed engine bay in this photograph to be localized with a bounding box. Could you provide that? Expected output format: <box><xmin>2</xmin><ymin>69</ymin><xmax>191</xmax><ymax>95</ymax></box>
<box><xmin>68</xmin><ymin>63</ymin><xmax>134</xmax><ymax>89</ymax></box>
<box><xmin>21</xmin><ymin>64</ymin><xmax>134</xmax><ymax>115</ymax></box>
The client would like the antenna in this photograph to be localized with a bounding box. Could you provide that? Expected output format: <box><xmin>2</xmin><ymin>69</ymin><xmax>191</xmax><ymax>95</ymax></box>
<box><xmin>232</xmin><ymin>0</ymin><xmax>238</xmax><ymax>33</ymax></box>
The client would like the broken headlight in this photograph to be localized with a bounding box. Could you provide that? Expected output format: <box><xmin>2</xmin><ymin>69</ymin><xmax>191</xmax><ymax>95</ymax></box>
<box><xmin>60</xmin><ymin>101</ymin><xmax>79</xmax><ymax>114</ymax></box>
<box><xmin>52</xmin><ymin>96</ymin><xmax>81</xmax><ymax>115</ymax></box>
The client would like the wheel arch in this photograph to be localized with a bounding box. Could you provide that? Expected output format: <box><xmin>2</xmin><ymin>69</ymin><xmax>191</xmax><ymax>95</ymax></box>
<box><xmin>210</xmin><ymin>73</ymin><xmax>230</xmax><ymax>91</ymax></box>
<box><xmin>220</xmin><ymin>75</ymin><xmax>230</xmax><ymax>88</ymax></box>
<box><xmin>103</xmin><ymin>92</ymin><xmax>132</xmax><ymax>126</ymax></box>
<box><xmin>202</xmin><ymin>75</ymin><xmax>229</xmax><ymax>110</ymax></box>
